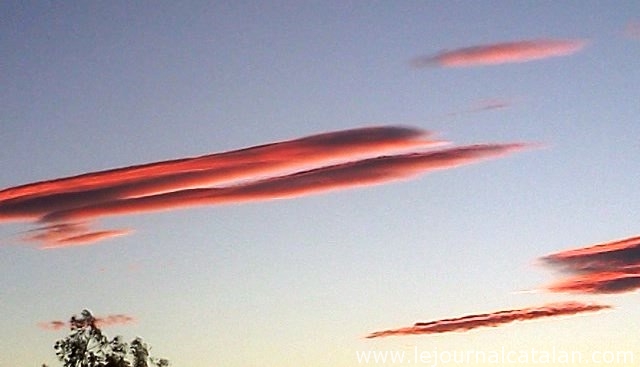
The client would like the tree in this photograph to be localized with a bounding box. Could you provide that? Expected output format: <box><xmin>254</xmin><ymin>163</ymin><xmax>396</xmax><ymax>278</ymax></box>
<box><xmin>48</xmin><ymin>309</ymin><xmax>169</xmax><ymax>367</ymax></box>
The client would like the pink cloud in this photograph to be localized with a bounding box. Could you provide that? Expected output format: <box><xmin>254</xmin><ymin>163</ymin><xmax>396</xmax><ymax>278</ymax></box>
<box><xmin>547</xmin><ymin>272</ymin><xmax>640</xmax><ymax>294</ymax></box>
<box><xmin>41</xmin><ymin>143</ymin><xmax>530</xmax><ymax>223</ymax></box>
<box><xmin>0</xmin><ymin>126</ymin><xmax>532</xmax><ymax>247</ymax></box>
<box><xmin>0</xmin><ymin>126</ymin><xmax>437</xmax><ymax>209</ymax></box>
<box><xmin>37</xmin><ymin>320</ymin><xmax>66</xmax><ymax>331</ymax></box>
<box><xmin>37</xmin><ymin>229</ymin><xmax>133</xmax><ymax>249</ymax></box>
<box><xmin>541</xmin><ymin>235</ymin><xmax>640</xmax><ymax>294</ymax></box>
<box><xmin>366</xmin><ymin>302</ymin><xmax>610</xmax><ymax>338</ymax></box>
<box><xmin>38</xmin><ymin>314</ymin><xmax>135</xmax><ymax>331</ymax></box>
<box><xmin>1</xmin><ymin>126</ymin><xmax>439</xmax><ymax>222</ymax></box>
<box><xmin>624</xmin><ymin>21</ymin><xmax>640</xmax><ymax>39</ymax></box>
<box><xmin>413</xmin><ymin>39</ymin><xmax>587</xmax><ymax>68</ymax></box>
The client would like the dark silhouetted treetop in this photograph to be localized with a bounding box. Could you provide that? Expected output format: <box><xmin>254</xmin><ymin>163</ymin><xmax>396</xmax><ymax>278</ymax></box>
<box><xmin>50</xmin><ymin>309</ymin><xmax>169</xmax><ymax>367</ymax></box>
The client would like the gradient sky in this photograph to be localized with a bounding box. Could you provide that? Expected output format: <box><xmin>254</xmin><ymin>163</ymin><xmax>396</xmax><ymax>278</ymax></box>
<box><xmin>2</xmin><ymin>2</ymin><xmax>639</xmax><ymax>366</ymax></box>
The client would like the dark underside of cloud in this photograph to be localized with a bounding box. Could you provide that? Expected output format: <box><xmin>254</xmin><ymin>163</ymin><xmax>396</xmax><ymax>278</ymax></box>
<box><xmin>541</xmin><ymin>236</ymin><xmax>640</xmax><ymax>294</ymax></box>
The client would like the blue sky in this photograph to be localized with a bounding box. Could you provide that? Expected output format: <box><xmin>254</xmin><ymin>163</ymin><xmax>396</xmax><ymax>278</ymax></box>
<box><xmin>1</xmin><ymin>1</ymin><xmax>639</xmax><ymax>366</ymax></box>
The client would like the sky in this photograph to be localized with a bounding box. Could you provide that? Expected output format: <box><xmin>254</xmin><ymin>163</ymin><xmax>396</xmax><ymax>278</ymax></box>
<box><xmin>1</xmin><ymin>1</ymin><xmax>639</xmax><ymax>366</ymax></box>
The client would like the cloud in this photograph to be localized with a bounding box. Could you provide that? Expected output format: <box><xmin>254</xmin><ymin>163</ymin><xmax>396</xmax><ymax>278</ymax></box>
<box><xmin>546</xmin><ymin>272</ymin><xmax>640</xmax><ymax>294</ymax></box>
<box><xmin>541</xmin><ymin>236</ymin><xmax>640</xmax><ymax>294</ymax></box>
<box><xmin>0</xmin><ymin>126</ymin><xmax>531</xmax><ymax>247</ymax></box>
<box><xmin>413</xmin><ymin>39</ymin><xmax>587</xmax><ymax>68</ymax></box>
<box><xmin>40</xmin><ymin>143</ymin><xmax>530</xmax><ymax>223</ymax></box>
<box><xmin>441</xmin><ymin>98</ymin><xmax>513</xmax><ymax>120</ymax></box>
<box><xmin>38</xmin><ymin>229</ymin><xmax>133</xmax><ymax>249</ymax></box>
<box><xmin>94</xmin><ymin>314</ymin><xmax>136</xmax><ymax>328</ymax></box>
<box><xmin>38</xmin><ymin>314</ymin><xmax>135</xmax><ymax>331</ymax></box>
<box><xmin>21</xmin><ymin>222</ymin><xmax>132</xmax><ymax>249</ymax></box>
<box><xmin>624</xmin><ymin>21</ymin><xmax>640</xmax><ymax>39</ymax></box>
<box><xmin>470</xmin><ymin>99</ymin><xmax>512</xmax><ymax>112</ymax></box>
<box><xmin>365</xmin><ymin>302</ymin><xmax>610</xmax><ymax>338</ymax></box>
<box><xmin>37</xmin><ymin>320</ymin><xmax>67</xmax><ymax>331</ymax></box>
<box><xmin>0</xmin><ymin>126</ymin><xmax>440</xmax><ymax>220</ymax></box>
<box><xmin>22</xmin><ymin>223</ymin><xmax>90</xmax><ymax>243</ymax></box>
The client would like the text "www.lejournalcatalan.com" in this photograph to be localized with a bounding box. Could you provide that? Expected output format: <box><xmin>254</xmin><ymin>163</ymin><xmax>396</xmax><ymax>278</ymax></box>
<box><xmin>356</xmin><ymin>347</ymin><xmax>635</xmax><ymax>366</ymax></box>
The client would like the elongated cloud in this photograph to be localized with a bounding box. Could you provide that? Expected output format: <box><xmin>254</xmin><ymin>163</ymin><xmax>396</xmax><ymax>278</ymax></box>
<box><xmin>0</xmin><ymin>126</ymin><xmax>530</xmax><ymax>247</ymax></box>
<box><xmin>20</xmin><ymin>222</ymin><xmax>133</xmax><ymax>249</ymax></box>
<box><xmin>41</xmin><ymin>143</ymin><xmax>529</xmax><ymax>223</ymax></box>
<box><xmin>547</xmin><ymin>272</ymin><xmax>640</xmax><ymax>294</ymax></box>
<box><xmin>366</xmin><ymin>302</ymin><xmax>610</xmax><ymax>338</ymax></box>
<box><xmin>38</xmin><ymin>229</ymin><xmax>133</xmax><ymax>249</ymax></box>
<box><xmin>470</xmin><ymin>99</ymin><xmax>511</xmax><ymax>112</ymax></box>
<box><xmin>413</xmin><ymin>39</ymin><xmax>587</xmax><ymax>68</ymax></box>
<box><xmin>541</xmin><ymin>235</ymin><xmax>640</xmax><ymax>294</ymax></box>
<box><xmin>38</xmin><ymin>314</ymin><xmax>135</xmax><ymax>331</ymax></box>
<box><xmin>0</xmin><ymin>126</ymin><xmax>439</xmax><ymax>220</ymax></box>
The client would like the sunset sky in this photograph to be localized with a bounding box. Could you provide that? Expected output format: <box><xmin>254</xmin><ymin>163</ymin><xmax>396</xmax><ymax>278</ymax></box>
<box><xmin>1</xmin><ymin>2</ymin><xmax>639</xmax><ymax>366</ymax></box>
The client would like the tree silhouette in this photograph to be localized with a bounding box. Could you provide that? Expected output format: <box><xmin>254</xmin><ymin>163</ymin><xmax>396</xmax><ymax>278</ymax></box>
<box><xmin>47</xmin><ymin>309</ymin><xmax>169</xmax><ymax>367</ymax></box>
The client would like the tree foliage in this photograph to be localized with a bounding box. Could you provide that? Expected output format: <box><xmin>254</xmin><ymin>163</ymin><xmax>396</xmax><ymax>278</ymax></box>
<box><xmin>49</xmin><ymin>310</ymin><xmax>169</xmax><ymax>367</ymax></box>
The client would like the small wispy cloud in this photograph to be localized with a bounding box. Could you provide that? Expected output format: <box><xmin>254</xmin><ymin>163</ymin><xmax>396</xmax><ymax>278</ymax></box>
<box><xmin>22</xmin><ymin>222</ymin><xmax>132</xmax><ymax>248</ymax></box>
<box><xmin>37</xmin><ymin>229</ymin><xmax>133</xmax><ymax>249</ymax></box>
<box><xmin>365</xmin><ymin>302</ymin><xmax>610</xmax><ymax>338</ymax></box>
<box><xmin>469</xmin><ymin>99</ymin><xmax>512</xmax><ymax>113</ymax></box>
<box><xmin>0</xmin><ymin>126</ymin><xmax>531</xmax><ymax>247</ymax></box>
<box><xmin>441</xmin><ymin>98</ymin><xmax>514</xmax><ymax>120</ymax></box>
<box><xmin>541</xmin><ymin>235</ymin><xmax>640</xmax><ymax>294</ymax></box>
<box><xmin>38</xmin><ymin>314</ymin><xmax>135</xmax><ymax>331</ymax></box>
<box><xmin>412</xmin><ymin>39</ymin><xmax>587</xmax><ymax>68</ymax></box>
<box><xmin>623</xmin><ymin>21</ymin><xmax>640</xmax><ymax>39</ymax></box>
<box><xmin>37</xmin><ymin>320</ymin><xmax>67</xmax><ymax>331</ymax></box>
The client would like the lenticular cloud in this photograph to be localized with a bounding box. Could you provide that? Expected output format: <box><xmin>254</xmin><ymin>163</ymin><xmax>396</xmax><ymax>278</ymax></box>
<box><xmin>366</xmin><ymin>302</ymin><xmax>610</xmax><ymax>338</ymax></box>
<box><xmin>0</xmin><ymin>125</ymin><xmax>530</xmax><ymax>248</ymax></box>
<box><xmin>541</xmin><ymin>235</ymin><xmax>640</xmax><ymax>294</ymax></box>
<box><xmin>413</xmin><ymin>39</ymin><xmax>587</xmax><ymax>68</ymax></box>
